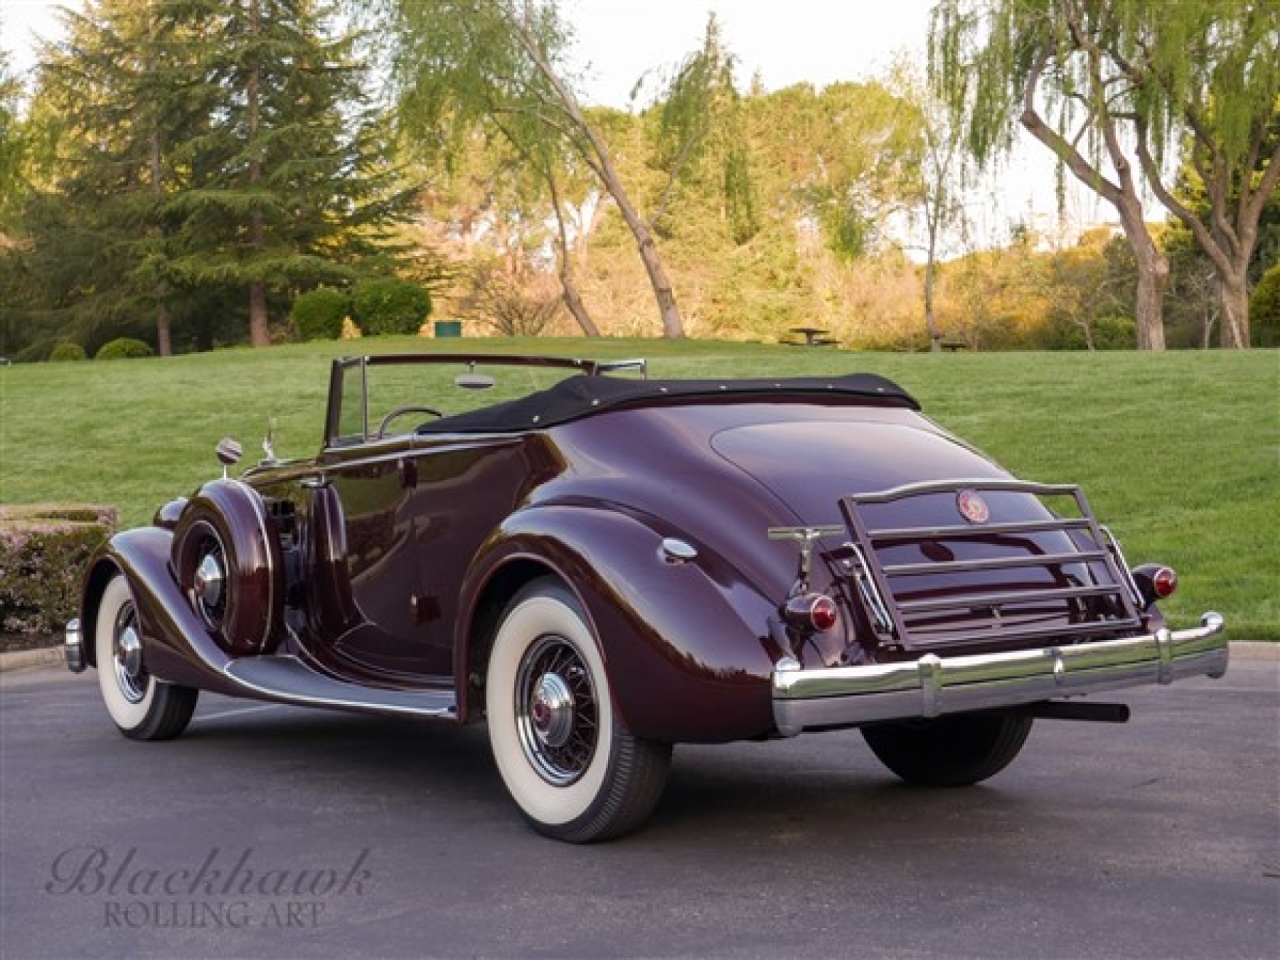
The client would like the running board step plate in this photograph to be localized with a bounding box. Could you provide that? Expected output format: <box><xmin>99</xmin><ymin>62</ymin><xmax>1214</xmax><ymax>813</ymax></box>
<box><xmin>224</xmin><ymin>655</ymin><xmax>457</xmax><ymax>719</ymax></box>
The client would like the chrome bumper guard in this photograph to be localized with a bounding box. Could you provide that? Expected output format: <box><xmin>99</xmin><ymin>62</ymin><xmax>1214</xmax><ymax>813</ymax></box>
<box><xmin>65</xmin><ymin>618</ymin><xmax>86</xmax><ymax>673</ymax></box>
<box><xmin>772</xmin><ymin>613</ymin><xmax>1226</xmax><ymax>736</ymax></box>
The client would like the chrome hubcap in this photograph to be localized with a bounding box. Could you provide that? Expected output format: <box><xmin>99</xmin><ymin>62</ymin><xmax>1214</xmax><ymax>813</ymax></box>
<box><xmin>194</xmin><ymin>552</ymin><xmax>225</xmax><ymax>608</ymax></box>
<box><xmin>192</xmin><ymin>540</ymin><xmax>227</xmax><ymax>629</ymax></box>
<box><xmin>112</xmin><ymin>605</ymin><xmax>148</xmax><ymax>704</ymax></box>
<box><xmin>530</xmin><ymin>672</ymin><xmax>575</xmax><ymax>749</ymax></box>
<box><xmin>515</xmin><ymin>636</ymin><xmax>598</xmax><ymax>786</ymax></box>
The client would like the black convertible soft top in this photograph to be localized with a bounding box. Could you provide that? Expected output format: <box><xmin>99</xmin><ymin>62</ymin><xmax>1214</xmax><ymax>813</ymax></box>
<box><xmin>418</xmin><ymin>372</ymin><xmax>918</xmax><ymax>435</ymax></box>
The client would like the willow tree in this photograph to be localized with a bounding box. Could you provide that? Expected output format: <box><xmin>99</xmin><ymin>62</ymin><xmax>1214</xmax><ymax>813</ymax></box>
<box><xmin>374</xmin><ymin>0</ymin><xmax>714</xmax><ymax>339</ymax></box>
<box><xmin>931</xmin><ymin>0</ymin><xmax>1279</xmax><ymax>350</ymax></box>
<box><xmin>1127</xmin><ymin>8</ymin><xmax>1279</xmax><ymax>348</ymax></box>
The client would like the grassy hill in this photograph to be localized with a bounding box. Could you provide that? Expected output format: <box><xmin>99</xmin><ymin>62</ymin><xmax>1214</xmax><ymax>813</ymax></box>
<box><xmin>2</xmin><ymin>339</ymin><xmax>1276</xmax><ymax>639</ymax></box>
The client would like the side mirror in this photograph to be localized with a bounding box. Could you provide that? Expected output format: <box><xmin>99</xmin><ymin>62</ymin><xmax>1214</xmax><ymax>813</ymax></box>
<box><xmin>215</xmin><ymin>437</ymin><xmax>243</xmax><ymax>479</ymax></box>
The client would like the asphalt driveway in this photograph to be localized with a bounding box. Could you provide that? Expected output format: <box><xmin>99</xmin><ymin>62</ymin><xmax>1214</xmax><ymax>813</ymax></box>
<box><xmin>2</xmin><ymin>659</ymin><xmax>1276</xmax><ymax>958</ymax></box>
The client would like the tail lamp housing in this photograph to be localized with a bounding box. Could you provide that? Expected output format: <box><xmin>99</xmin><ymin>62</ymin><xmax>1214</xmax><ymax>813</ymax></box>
<box><xmin>1132</xmin><ymin>564</ymin><xmax>1178</xmax><ymax>608</ymax></box>
<box><xmin>782</xmin><ymin>593</ymin><xmax>840</xmax><ymax>633</ymax></box>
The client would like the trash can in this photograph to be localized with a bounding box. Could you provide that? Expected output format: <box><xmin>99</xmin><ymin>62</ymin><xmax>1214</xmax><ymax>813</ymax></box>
<box><xmin>434</xmin><ymin>319</ymin><xmax>462</xmax><ymax>338</ymax></box>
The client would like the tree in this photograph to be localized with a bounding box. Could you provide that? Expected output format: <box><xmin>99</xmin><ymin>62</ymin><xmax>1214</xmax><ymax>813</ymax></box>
<box><xmin>1140</xmin><ymin>74</ymin><xmax>1279</xmax><ymax>347</ymax></box>
<box><xmin>932</xmin><ymin>0</ymin><xmax>1280</xmax><ymax>351</ymax></box>
<box><xmin>0</xmin><ymin>52</ymin><xmax>24</xmax><ymax>231</ymax></box>
<box><xmin>165</xmin><ymin>0</ymin><xmax>413</xmax><ymax>346</ymax></box>
<box><xmin>18</xmin><ymin>0</ymin><xmax>196</xmax><ymax>354</ymax></box>
<box><xmin>931</xmin><ymin>0</ymin><xmax>1164</xmax><ymax>348</ymax></box>
<box><xmin>376</xmin><ymin>0</ymin><xmax>702</xmax><ymax>339</ymax></box>
<box><xmin>887</xmin><ymin>60</ymin><xmax>972</xmax><ymax>351</ymax></box>
<box><xmin>18</xmin><ymin>0</ymin><xmax>412</xmax><ymax>353</ymax></box>
<box><xmin>741</xmin><ymin>81</ymin><xmax>921</xmax><ymax>258</ymax></box>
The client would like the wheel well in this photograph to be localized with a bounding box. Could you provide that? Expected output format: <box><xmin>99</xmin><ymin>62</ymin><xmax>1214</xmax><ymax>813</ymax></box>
<box><xmin>465</xmin><ymin>559</ymin><xmax>561</xmax><ymax>720</ymax></box>
<box><xmin>80</xmin><ymin>559</ymin><xmax>123</xmax><ymax>669</ymax></box>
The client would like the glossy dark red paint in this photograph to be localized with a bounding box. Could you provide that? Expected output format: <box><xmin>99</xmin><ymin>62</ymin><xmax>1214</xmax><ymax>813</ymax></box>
<box><xmin>77</xmin><ymin>354</ymin><xmax>1167</xmax><ymax>744</ymax></box>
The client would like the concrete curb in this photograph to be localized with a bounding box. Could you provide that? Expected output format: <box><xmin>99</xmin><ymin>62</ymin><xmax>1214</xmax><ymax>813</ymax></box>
<box><xmin>0</xmin><ymin>645</ymin><xmax>66</xmax><ymax>673</ymax></box>
<box><xmin>1</xmin><ymin>640</ymin><xmax>1276</xmax><ymax>674</ymax></box>
<box><xmin>1230</xmin><ymin>641</ymin><xmax>1280</xmax><ymax>662</ymax></box>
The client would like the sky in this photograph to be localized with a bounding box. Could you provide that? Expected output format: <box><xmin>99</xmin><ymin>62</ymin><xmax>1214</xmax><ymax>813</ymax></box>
<box><xmin>1</xmin><ymin>0</ymin><xmax>936</xmax><ymax>100</ymax></box>
<box><xmin>0</xmin><ymin>0</ymin><xmax>1107</xmax><ymax>245</ymax></box>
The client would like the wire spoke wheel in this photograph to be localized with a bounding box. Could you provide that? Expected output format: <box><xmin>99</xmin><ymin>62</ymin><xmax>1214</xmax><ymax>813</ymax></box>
<box><xmin>515</xmin><ymin>635</ymin><xmax>599</xmax><ymax>786</ymax></box>
<box><xmin>487</xmin><ymin>579</ymin><xmax>671</xmax><ymax>842</ymax></box>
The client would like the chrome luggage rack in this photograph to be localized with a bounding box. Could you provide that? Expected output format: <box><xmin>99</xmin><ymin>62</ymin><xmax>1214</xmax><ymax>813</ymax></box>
<box><xmin>834</xmin><ymin>479</ymin><xmax>1146</xmax><ymax>651</ymax></box>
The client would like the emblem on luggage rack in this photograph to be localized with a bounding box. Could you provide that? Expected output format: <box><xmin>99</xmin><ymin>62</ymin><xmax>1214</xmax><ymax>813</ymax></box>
<box><xmin>956</xmin><ymin>489</ymin><xmax>990</xmax><ymax>524</ymax></box>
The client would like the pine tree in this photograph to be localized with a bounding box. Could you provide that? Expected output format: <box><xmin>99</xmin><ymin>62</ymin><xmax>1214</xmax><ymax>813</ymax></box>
<box><xmin>20</xmin><ymin>0</ymin><xmax>411</xmax><ymax>352</ymax></box>
<box><xmin>164</xmin><ymin>0</ymin><xmax>413</xmax><ymax>346</ymax></box>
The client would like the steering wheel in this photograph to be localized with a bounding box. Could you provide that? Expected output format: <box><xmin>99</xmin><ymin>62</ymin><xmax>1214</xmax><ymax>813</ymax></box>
<box><xmin>377</xmin><ymin>405</ymin><xmax>445</xmax><ymax>438</ymax></box>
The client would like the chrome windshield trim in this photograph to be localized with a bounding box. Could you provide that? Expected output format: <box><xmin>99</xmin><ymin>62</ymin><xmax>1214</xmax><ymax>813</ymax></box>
<box><xmin>772</xmin><ymin>612</ymin><xmax>1226</xmax><ymax>736</ymax></box>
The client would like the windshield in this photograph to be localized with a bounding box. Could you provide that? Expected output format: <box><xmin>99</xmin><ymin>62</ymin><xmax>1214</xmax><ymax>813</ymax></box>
<box><xmin>324</xmin><ymin>354</ymin><xmax>647</xmax><ymax>446</ymax></box>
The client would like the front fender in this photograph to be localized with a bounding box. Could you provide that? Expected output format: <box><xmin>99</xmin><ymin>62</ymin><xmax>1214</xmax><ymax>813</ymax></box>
<box><xmin>81</xmin><ymin>527</ymin><xmax>242</xmax><ymax>696</ymax></box>
<box><xmin>462</xmin><ymin>504</ymin><xmax>780</xmax><ymax>743</ymax></box>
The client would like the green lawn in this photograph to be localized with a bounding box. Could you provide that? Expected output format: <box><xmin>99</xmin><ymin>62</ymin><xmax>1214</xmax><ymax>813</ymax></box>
<box><xmin>2</xmin><ymin>339</ymin><xmax>1276</xmax><ymax>639</ymax></box>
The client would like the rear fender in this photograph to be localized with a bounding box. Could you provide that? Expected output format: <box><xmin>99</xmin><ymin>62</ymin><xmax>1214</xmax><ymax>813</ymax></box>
<box><xmin>81</xmin><ymin>528</ymin><xmax>242</xmax><ymax>696</ymax></box>
<box><xmin>461</xmin><ymin>505</ymin><xmax>778</xmax><ymax>743</ymax></box>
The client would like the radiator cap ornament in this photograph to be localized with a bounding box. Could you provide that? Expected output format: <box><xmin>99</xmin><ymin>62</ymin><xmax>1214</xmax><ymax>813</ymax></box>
<box><xmin>957</xmin><ymin>489</ymin><xmax>990</xmax><ymax>524</ymax></box>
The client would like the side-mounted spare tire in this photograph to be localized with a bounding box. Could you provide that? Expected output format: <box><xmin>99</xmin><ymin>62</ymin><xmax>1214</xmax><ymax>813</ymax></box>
<box><xmin>171</xmin><ymin>479</ymin><xmax>284</xmax><ymax>656</ymax></box>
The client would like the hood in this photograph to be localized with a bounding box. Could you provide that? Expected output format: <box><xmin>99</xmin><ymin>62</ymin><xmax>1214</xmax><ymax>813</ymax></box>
<box><xmin>710</xmin><ymin>418</ymin><xmax>1008</xmax><ymax>524</ymax></box>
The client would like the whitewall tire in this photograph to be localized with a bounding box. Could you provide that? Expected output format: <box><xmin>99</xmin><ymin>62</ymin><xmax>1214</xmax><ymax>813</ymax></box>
<box><xmin>95</xmin><ymin>574</ymin><xmax>198</xmax><ymax>740</ymax></box>
<box><xmin>486</xmin><ymin>579</ymin><xmax>670</xmax><ymax>842</ymax></box>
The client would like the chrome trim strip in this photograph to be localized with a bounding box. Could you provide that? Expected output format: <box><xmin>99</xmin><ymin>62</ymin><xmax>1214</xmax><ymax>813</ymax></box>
<box><xmin>848</xmin><ymin>477</ymin><xmax>1084</xmax><ymax>502</ymax></box>
<box><xmin>772</xmin><ymin>612</ymin><xmax>1226</xmax><ymax>736</ymax></box>
<box><xmin>1100</xmin><ymin>525</ymin><xmax>1146</xmax><ymax>609</ymax></box>
<box><xmin>223</xmin><ymin>655</ymin><xmax>458</xmax><ymax>719</ymax></box>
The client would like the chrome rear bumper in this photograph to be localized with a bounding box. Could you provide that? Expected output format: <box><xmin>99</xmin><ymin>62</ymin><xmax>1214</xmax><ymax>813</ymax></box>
<box><xmin>772</xmin><ymin>613</ymin><xmax>1226</xmax><ymax>736</ymax></box>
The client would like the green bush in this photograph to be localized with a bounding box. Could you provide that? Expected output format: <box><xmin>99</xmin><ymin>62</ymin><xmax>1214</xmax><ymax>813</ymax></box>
<box><xmin>352</xmin><ymin>278</ymin><xmax>432</xmax><ymax>336</ymax></box>
<box><xmin>49</xmin><ymin>342</ymin><xmax>87</xmax><ymax>362</ymax></box>
<box><xmin>291</xmin><ymin>287</ymin><xmax>349</xmax><ymax>341</ymax></box>
<box><xmin>95</xmin><ymin>337</ymin><xmax>154</xmax><ymax>361</ymax></box>
<box><xmin>0</xmin><ymin>504</ymin><xmax>117</xmax><ymax>634</ymax></box>
<box><xmin>1250</xmin><ymin>265</ymin><xmax>1280</xmax><ymax>347</ymax></box>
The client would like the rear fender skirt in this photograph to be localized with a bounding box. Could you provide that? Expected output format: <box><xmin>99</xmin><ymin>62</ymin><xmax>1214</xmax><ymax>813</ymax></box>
<box><xmin>461</xmin><ymin>505</ymin><xmax>778</xmax><ymax>743</ymax></box>
<box><xmin>80</xmin><ymin>528</ymin><xmax>244</xmax><ymax>696</ymax></box>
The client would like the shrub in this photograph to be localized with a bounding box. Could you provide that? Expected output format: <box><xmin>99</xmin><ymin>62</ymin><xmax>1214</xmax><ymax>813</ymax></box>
<box><xmin>457</xmin><ymin>263</ymin><xmax>558</xmax><ymax>337</ymax></box>
<box><xmin>49</xmin><ymin>342</ymin><xmax>87</xmax><ymax>362</ymax></box>
<box><xmin>291</xmin><ymin>287</ymin><xmax>349</xmax><ymax>341</ymax></box>
<box><xmin>0</xmin><ymin>504</ymin><xmax>117</xmax><ymax>634</ymax></box>
<box><xmin>95</xmin><ymin>337</ymin><xmax>154</xmax><ymax>361</ymax></box>
<box><xmin>352</xmin><ymin>278</ymin><xmax>432</xmax><ymax>336</ymax></box>
<box><xmin>1250</xmin><ymin>265</ymin><xmax>1280</xmax><ymax>347</ymax></box>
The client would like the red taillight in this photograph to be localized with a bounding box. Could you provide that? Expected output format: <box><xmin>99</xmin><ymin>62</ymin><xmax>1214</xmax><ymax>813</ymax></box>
<box><xmin>1133</xmin><ymin>563</ymin><xmax>1178</xmax><ymax>607</ymax></box>
<box><xmin>783</xmin><ymin>593</ymin><xmax>839</xmax><ymax>632</ymax></box>
<box><xmin>1153</xmin><ymin>567</ymin><xmax>1178</xmax><ymax>598</ymax></box>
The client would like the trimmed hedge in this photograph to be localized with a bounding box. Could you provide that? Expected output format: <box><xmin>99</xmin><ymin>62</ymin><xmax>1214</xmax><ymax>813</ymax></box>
<box><xmin>1251</xmin><ymin>265</ymin><xmax>1280</xmax><ymax>347</ymax></box>
<box><xmin>352</xmin><ymin>278</ymin><xmax>432</xmax><ymax>336</ymax></box>
<box><xmin>0</xmin><ymin>504</ymin><xmax>117</xmax><ymax>634</ymax></box>
<box><xmin>291</xmin><ymin>287</ymin><xmax>350</xmax><ymax>341</ymax></box>
<box><xmin>49</xmin><ymin>342</ymin><xmax>87</xmax><ymax>362</ymax></box>
<box><xmin>96</xmin><ymin>337</ymin><xmax>154</xmax><ymax>361</ymax></box>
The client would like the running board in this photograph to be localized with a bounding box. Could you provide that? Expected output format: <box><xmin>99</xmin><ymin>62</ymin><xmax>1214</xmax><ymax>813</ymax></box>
<box><xmin>223</xmin><ymin>655</ymin><xmax>458</xmax><ymax>719</ymax></box>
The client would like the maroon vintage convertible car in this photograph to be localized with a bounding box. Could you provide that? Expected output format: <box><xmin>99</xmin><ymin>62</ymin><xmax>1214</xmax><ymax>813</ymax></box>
<box><xmin>67</xmin><ymin>353</ymin><xmax>1227</xmax><ymax>842</ymax></box>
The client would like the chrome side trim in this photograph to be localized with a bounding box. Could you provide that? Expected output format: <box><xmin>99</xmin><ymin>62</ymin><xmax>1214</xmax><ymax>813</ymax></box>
<box><xmin>222</xmin><ymin>655</ymin><xmax>457</xmax><ymax>719</ymax></box>
<box><xmin>772</xmin><ymin>612</ymin><xmax>1226</xmax><ymax>736</ymax></box>
<box><xmin>65</xmin><ymin>619</ymin><xmax>86</xmax><ymax>674</ymax></box>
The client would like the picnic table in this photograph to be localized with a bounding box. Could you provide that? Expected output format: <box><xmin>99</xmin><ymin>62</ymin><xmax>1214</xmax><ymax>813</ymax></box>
<box><xmin>787</xmin><ymin>326</ymin><xmax>837</xmax><ymax>346</ymax></box>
